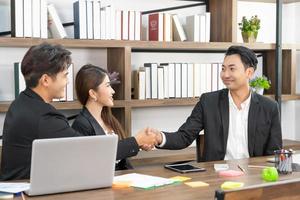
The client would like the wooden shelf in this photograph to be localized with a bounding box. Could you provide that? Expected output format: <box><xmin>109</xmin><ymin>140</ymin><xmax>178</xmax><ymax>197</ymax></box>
<box><xmin>264</xmin><ymin>95</ymin><xmax>300</xmax><ymax>101</ymax></box>
<box><xmin>129</xmin><ymin>98</ymin><xmax>199</xmax><ymax>107</ymax></box>
<box><xmin>0</xmin><ymin>37</ymin><xmax>293</xmax><ymax>51</ymax></box>
<box><xmin>0</xmin><ymin>100</ymin><xmax>126</xmax><ymax>112</ymax></box>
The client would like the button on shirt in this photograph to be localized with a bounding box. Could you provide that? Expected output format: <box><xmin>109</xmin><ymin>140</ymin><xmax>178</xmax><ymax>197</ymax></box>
<box><xmin>224</xmin><ymin>92</ymin><xmax>251</xmax><ymax>160</ymax></box>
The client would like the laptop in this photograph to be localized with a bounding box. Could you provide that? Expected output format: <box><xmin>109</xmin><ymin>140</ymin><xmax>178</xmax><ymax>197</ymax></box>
<box><xmin>25</xmin><ymin>135</ymin><xmax>118</xmax><ymax>196</ymax></box>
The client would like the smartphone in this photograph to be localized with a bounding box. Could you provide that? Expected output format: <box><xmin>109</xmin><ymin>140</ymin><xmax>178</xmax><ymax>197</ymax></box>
<box><xmin>164</xmin><ymin>163</ymin><xmax>206</xmax><ymax>173</ymax></box>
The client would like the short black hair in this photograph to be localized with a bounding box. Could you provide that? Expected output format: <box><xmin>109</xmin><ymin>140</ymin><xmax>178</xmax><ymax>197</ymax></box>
<box><xmin>225</xmin><ymin>45</ymin><xmax>258</xmax><ymax>70</ymax></box>
<box><xmin>21</xmin><ymin>42</ymin><xmax>72</xmax><ymax>88</ymax></box>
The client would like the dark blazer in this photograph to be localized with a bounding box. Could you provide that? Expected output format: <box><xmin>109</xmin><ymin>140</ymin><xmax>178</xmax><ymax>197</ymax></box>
<box><xmin>161</xmin><ymin>89</ymin><xmax>282</xmax><ymax>162</ymax></box>
<box><xmin>1</xmin><ymin>88</ymin><xmax>83</xmax><ymax>180</ymax></box>
<box><xmin>71</xmin><ymin>107</ymin><xmax>139</xmax><ymax>170</ymax></box>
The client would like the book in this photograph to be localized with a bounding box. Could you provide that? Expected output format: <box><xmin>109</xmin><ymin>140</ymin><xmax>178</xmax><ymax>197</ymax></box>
<box><xmin>185</xmin><ymin>15</ymin><xmax>200</xmax><ymax>42</ymax></box>
<box><xmin>128</xmin><ymin>10</ymin><xmax>135</xmax><ymax>40</ymax></box>
<box><xmin>86</xmin><ymin>0</ymin><xmax>94</xmax><ymax>39</ymax></box>
<box><xmin>181</xmin><ymin>63</ymin><xmax>188</xmax><ymax>98</ymax></box>
<box><xmin>23</xmin><ymin>0</ymin><xmax>32</xmax><ymax>37</ymax></box>
<box><xmin>160</xmin><ymin>63</ymin><xmax>169</xmax><ymax>99</ymax></box>
<box><xmin>11</xmin><ymin>0</ymin><xmax>23</xmax><ymax>37</ymax></box>
<box><xmin>148</xmin><ymin>13</ymin><xmax>163</xmax><ymax>41</ymax></box>
<box><xmin>205</xmin><ymin>12</ymin><xmax>211</xmax><ymax>42</ymax></box>
<box><xmin>168</xmin><ymin>63</ymin><xmax>175</xmax><ymax>98</ymax></box>
<box><xmin>163</xmin><ymin>13</ymin><xmax>172</xmax><ymax>42</ymax></box>
<box><xmin>172</xmin><ymin>14</ymin><xmax>186</xmax><ymax>41</ymax></box>
<box><xmin>14</xmin><ymin>62</ymin><xmax>26</xmax><ymax>98</ymax></box>
<box><xmin>157</xmin><ymin>66</ymin><xmax>164</xmax><ymax>99</ymax></box>
<box><xmin>175</xmin><ymin>63</ymin><xmax>182</xmax><ymax>98</ymax></box>
<box><xmin>122</xmin><ymin>10</ymin><xmax>129</xmax><ymax>40</ymax></box>
<box><xmin>187</xmin><ymin>63</ymin><xmax>194</xmax><ymax>98</ymax></box>
<box><xmin>135</xmin><ymin>11</ymin><xmax>141</xmax><ymax>40</ymax></box>
<box><xmin>134</xmin><ymin>68</ymin><xmax>146</xmax><ymax>100</ymax></box>
<box><xmin>48</xmin><ymin>4</ymin><xmax>67</xmax><ymax>39</ymax></box>
<box><xmin>115</xmin><ymin>10</ymin><xmax>122</xmax><ymax>40</ymax></box>
<box><xmin>73</xmin><ymin>0</ymin><xmax>87</xmax><ymax>39</ymax></box>
<box><xmin>66</xmin><ymin>63</ymin><xmax>74</xmax><ymax>101</ymax></box>
<box><xmin>93</xmin><ymin>0</ymin><xmax>101</xmax><ymax>39</ymax></box>
<box><xmin>40</xmin><ymin>0</ymin><xmax>48</xmax><ymax>38</ymax></box>
<box><xmin>199</xmin><ymin>14</ymin><xmax>206</xmax><ymax>42</ymax></box>
<box><xmin>32</xmin><ymin>0</ymin><xmax>40</xmax><ymax>38</ymax></box>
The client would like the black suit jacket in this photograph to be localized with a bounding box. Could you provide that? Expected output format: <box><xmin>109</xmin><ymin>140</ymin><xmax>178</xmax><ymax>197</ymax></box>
<box><xmin>71</xmin><ymin>107</ymin><xmax>139</xmax><ymax>170</ymax></box>
<box><xmin>161</xmin><ymin>89</ymin><xmax>282</xmax><ymax>161</ymax></box>
<box><xmin>1</xmin><ymin>88</ymin><xmax>83</xmax><ymax>180</ymax></box>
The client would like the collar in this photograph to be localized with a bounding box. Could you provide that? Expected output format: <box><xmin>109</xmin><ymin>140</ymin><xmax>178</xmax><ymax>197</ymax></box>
<box><xmin>228</xmin><ymin>90</ymin><xmax>252</xmax><ymax>110</ymax></box>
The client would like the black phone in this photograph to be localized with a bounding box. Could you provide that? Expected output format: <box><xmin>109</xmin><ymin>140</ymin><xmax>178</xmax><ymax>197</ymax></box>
<box><xmin>164</xmin><ymin>163</ymin><xmax>206</xmax><ymax>173</ymax></box>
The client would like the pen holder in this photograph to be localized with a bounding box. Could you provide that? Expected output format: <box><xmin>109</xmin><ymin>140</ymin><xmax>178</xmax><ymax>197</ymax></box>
<box><xmin>274</xmin><ymin>150</ymin><xmax>293</xmax><ymax>174</ymax></box>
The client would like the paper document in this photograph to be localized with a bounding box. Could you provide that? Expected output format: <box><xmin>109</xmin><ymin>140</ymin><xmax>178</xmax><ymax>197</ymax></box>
<box><xmin>114</xmin><ymin>173</ymin><xmax>174</xmax><ymax>189</ymax></box>
<box><xmin>0</xmin><ymin>182</ymin><xmax>30</xmax><ymax>193</ymax></box>
<box><xmin>214</xmin><ymin>164</ymin><xmax>229</xmax><ymax>171</ymax></box>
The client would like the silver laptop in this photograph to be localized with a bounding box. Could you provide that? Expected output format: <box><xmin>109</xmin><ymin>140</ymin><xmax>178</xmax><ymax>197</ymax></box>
<box><xmin>25</xmin><ymin>135</ymin><xmax>118</xmax><ymax>196</ymax></box>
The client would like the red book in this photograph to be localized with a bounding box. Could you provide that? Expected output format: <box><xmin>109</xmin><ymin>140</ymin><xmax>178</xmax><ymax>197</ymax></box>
<box><xmin>148</xmin><ymin>13</ymin><xmax>163</xmax><ymax>41</ymax></box>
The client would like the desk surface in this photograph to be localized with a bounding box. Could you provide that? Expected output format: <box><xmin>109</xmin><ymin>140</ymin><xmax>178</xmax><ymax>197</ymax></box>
<box><xmin>21</xmin><ymin>156</ymin><xmax>300</xmax><ymax>200</ymax></box>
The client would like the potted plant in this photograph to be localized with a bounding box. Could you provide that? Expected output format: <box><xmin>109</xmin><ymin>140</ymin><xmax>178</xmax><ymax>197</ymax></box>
<box><xmin>238</xmin><ymin>15</ymin><xmax>261</xmax><ymax>43</ymax></box>
<box><xmin>249</xmin><ymin>76</ymin><xmax>271</xmax><ymax>95</ymax></box>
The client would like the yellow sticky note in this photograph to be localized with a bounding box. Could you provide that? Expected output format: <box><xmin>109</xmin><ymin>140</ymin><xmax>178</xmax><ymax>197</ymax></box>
<box><xmin>221</xmin><ymin>181</ymin><xmax>244</xmax><ymax>190</ymax></box>
<box><xmin>184</xmin><ymin>181</ymin><xmax>209</xmax><ymax>188</ymax></box>
<box><xmin>170</xmin><ymin>176</ymin><xmax>192</xmax><ymax>182</ymax></box>
<box><xmin>112</xmin><ymin>181</ymin><xmax>132</xmax><ymax>189</ymax></box>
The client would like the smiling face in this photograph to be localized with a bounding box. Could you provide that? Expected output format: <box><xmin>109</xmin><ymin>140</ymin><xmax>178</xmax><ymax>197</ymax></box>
<box><xmin>221</xmin><ymin>54</ymin><xmax>254</xmax><ymax>91</ymax></box>
<box><xmin>91</xmin><ymin>75</ymin><xmax>115</xmax><ymax>107</ymax></box>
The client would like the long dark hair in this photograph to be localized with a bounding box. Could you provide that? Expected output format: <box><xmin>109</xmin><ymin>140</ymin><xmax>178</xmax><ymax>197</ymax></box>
<box><xmin>75</xmin><ymin>64</ymin><xmax>125</xmax><ymax>139</ymax></box>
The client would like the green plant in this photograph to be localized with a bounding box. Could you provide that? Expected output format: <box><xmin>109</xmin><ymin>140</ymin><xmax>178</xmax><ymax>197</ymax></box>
<box><xmin>238</xmin><ymin>15</ymin><xmax>261</xmax><ymax>33</ymax></box>
<box><xmin>249</xmin><ymin>76</ymin><xmax>271</xmax><ymax>90</ymax></box>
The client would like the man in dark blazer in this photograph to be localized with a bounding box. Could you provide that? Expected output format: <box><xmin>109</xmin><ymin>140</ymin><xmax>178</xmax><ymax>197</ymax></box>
<box><xmin>154</xmin><ymin>45</ymin><xmax>282</xmax><ymax>161</ymax></box>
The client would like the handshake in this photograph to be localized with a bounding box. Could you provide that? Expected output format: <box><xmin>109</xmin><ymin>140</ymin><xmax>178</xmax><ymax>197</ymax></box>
<box><xmin>134</xmin><ymin>127</ymin><xmax>163</xmax><ymax>151</ymax></box>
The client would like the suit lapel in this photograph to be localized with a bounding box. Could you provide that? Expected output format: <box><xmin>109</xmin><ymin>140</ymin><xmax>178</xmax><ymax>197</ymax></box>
<box><xmin>248</xmin><ymin>92</ymin><xmax>259</xmax><ymax>156</ymax></box>
<box><xmin>219</xmin><ymin>90</ymin><xmax>229</xmax><ymax>154</ymax></box>
<box><xmin>82</xmin><ymin>107</ymin><xmax>106</xmax><ymax>136</ymax></box>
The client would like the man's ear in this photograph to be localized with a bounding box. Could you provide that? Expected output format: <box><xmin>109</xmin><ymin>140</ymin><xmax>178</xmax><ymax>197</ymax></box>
<box><xmin>246</xmin><ymin>67</ymin><xmax>255</xmax><ymax>79</ymax></box>
<box><xmin>39</xmin><ymin>74</ymin><xmax>51</xmax><ymax>87</ymax></box>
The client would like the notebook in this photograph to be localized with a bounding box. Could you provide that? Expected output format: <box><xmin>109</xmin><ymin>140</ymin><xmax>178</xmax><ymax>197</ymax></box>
<box><xmin>25</xmin><ymin>135</ymin><xmax>118</xmax><ymax>196</ymax></box>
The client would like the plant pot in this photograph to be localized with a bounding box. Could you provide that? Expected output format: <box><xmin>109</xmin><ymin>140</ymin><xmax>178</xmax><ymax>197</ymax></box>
<box><xmin>242</xmin><ymin>31</ymin><xmax>258</xmax><ymax>43</ymax></box>
<box><xmin>252</xmin><ymin>87</ymin><xmax>264</xmax><ymax>95</ymax></box>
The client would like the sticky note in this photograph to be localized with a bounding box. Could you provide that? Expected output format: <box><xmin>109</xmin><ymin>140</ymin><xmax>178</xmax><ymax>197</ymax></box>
<box><xmin>169</xmin><ymin>176</ymin><xmax>192</xmax><ymax>182</ymax></box>
<box><xmin>221</xmin><ymin>181</ymin><xmax>244</xmax><ymax>190</ymax></box>
<box><xmin>219</xmin><ymin>170</ymin><xmax>244</xmax><ymax>177</ymax></box>
<box><xmin>184</xmin><ymin>181</ymin><xmax>209</xmax><ymax>188</ymax></box>
<box><xmin>112</xmin><ymin>181</ymin><xmax>132</xmax><ymax>189</ymax></box>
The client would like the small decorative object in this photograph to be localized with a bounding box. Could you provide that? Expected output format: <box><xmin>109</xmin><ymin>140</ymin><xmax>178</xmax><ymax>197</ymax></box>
<box><xmin>238</xmin><ymin>15</ymin><xmax>260</xmax><ymax>43</ymax></box>
<box><xmin>108</xmin><ymin>71</ymin><xmax>121</xmax><ymax>84</ymax></box>
<box><xmin>249</xmin><ymin>76</ymin><xmax>271</xmax><ymax>95</ymax></box>
<box><xmin>261</xmin><ymin>167</ymin><xmax>279</xmax><ymax>182</ymax></box>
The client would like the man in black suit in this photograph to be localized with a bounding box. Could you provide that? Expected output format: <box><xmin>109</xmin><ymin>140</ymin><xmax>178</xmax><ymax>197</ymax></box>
<box><xmin>154</xmin><ymin>45</ymin><xmax>282</xmax><ymax>161</ymax></box>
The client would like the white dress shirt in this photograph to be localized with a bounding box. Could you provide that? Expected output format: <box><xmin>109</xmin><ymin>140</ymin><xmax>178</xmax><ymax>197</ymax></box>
<box><xmin>224</xmin><ymin>91</ymin><xmax>251</xmax><ymax>160</ymax></box>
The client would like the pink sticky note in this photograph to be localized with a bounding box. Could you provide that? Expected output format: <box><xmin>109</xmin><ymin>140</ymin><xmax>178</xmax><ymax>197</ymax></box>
<box><xmin>219</xmin><ymin>170</ymin><xmax>244</xmax><ymax>177</ymax></box>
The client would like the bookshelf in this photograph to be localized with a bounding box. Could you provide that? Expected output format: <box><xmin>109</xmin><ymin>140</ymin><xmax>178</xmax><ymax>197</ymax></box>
<box><xmin>0</xmin><ymin>0</ymin><xmax>298</xmax><ymax>139</ymax></box>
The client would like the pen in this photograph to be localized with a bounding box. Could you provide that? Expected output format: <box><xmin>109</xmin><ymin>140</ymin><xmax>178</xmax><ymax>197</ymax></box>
<box><xmin>237</xmin><ymin>164</ymin><xmax>245</xmax><ymax>173</ymax></box>
<box><xmin>248</xmin><ymin>165</ymin><xmax>268</xmax><ymax>169</ymax></box>
<box><xmin>21</xmin><ymin>192</ymin><xmax>26</xmax><ymax>200</ymax></box>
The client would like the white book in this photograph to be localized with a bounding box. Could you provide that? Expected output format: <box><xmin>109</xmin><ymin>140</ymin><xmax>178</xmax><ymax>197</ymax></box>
<box><xmin>157</xmin><ymin>66</ymin><xmax>164</xmax><ymax>99</ymax></box>
<box><xmin>175</xmin><ymin>63</ymin><xmax>182</xmax><ymax>98</ymax></box>
<box><xmin>122</xmin><ymin>10</ymin><xmax>129</xmax><ymax>40</ymax></box>
<box><xmin>187</xmin><ymin>63</ymin><xmax>194</xmax><ymax>98</ymax></box>
<box><xmin>211</xmin><ymin>63</ymin><xmax>219</xmax><ymax>92</ymax></box>
<box><xmin>168</xmin><ymin>63</ymin><xmax>175</xmax><ymax>98</ymax></box>
<box><xmin>86</xmin><ymin>0</ymin><xmax>94</xmax><ymax>39</ymax></box>
<box><xmin>128</xmin><ymin>10</ymin><xmax>135</xmax><ymax>40</ymax></box>
<box><xmin>23</xmin><ymin>0</ymin><xmax>32</xmax><ymax>37</ymax></box>
<box><xmin>40</xmin><ymin>0</ymin><xmax>48</xmax><ymax>38</ymax></box>
<box><xmin>48</xmin><ymin>4</ymin><xmax>67</xmax><ymax>39</ymax></box>
<box><xmin>105</xmin><ymin>5</ymin><xmax>111</xmax><ymax>40</ymax></box>
<box><xmin>74</xmin><ymin>0</ymin><xmax>87</xmax><ymax>39</ymax></box>
<box><xmin>205</xmin><ymin>12</ymin><xmax>211</xmax><ymax>42</ymax></box>
<box><xmin>181</xmin><ymin>63</ymin><xmax>188</xmax><ymax>98</ymax></box>
<box><xmin>199</xmin><ymin>14</ymin><xmax>206</xmax><ymax>42</ymax></box>
<box><xmin>185</xmin><ymin>15</ymin><xmax>200</xmax><ymax>42</ymax></box>
<box><xmin>109</xmin><ymin>5</ymin><xmax>116</xmax><ymax>40</ymax></box>
<box><xmin>31</xmin><ymin>0</ymin><xmax>40</xmax><ymax>38</ymax></box>
<box><xmin>93</xmin><ymin>0</ymin><xmax>101</xmax><ymax>39</ymax></box>
<box><xmin>218</xmin><ymin>63</ymin><xmax>225</xmax><ymax>90</ymax></box>
<box><xmin>150</xmin><ymin>63</ymin><xmax>158</xmax><ymax>99</ymax></box>
<box><xmin>194</xmin><ymin>63</ymin><xmax>201</xmax><ymax>97</ymax></box>
<box><xmin>161</xmin><ymin>63</ymin><xmax>169</xmax><ymax>99</ymax></box>
<box><xmin>135</xmin><ymin>11</ymin><xmax>141</xmax><ymax>40</ymax></box>
<box><xmin>172</xmin><ymin>14</ymin><xmax>186</xmax><ymax>41</ymax></box>
<box><xmin>115</xmin><ymin>10</ymin><xmax>122</xmax><ymax>40</ymax></box>
<box><xmin>67</xmin><ymin>63</ymin><xmax>74</xmax><ymax>101</ymax></box>
<box><xmin>100</xmin><ymin>6</ymin><xmax>106</xmax><ymax>39</ymax></box>
<box><xmin>135</xmin><ymin>69</ymin><xmax>146</xmax><ymax>100</ymax></box>
<box><xmin>11</xmin><ymin>0</ymin><xmax>23</xmax><ymax>37</ymax></box>
<box><xmin>163</xmin><ymin>13</ymin><xmax>172</xmax><ymax>42</ymax></box>
<box><xmin>206</xmin><ymin>63</ymin><xmax>212</xmax><ymax>92</ymax></box>
<box><xmin>144</xmin><ymin>64</ymin><xmax>151</xmax><ymax>99</ymax></box>
<box><xmin>200</xmin><ymin>63</ymin><xmax>207</xmax><ymax>95</ymax></box>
